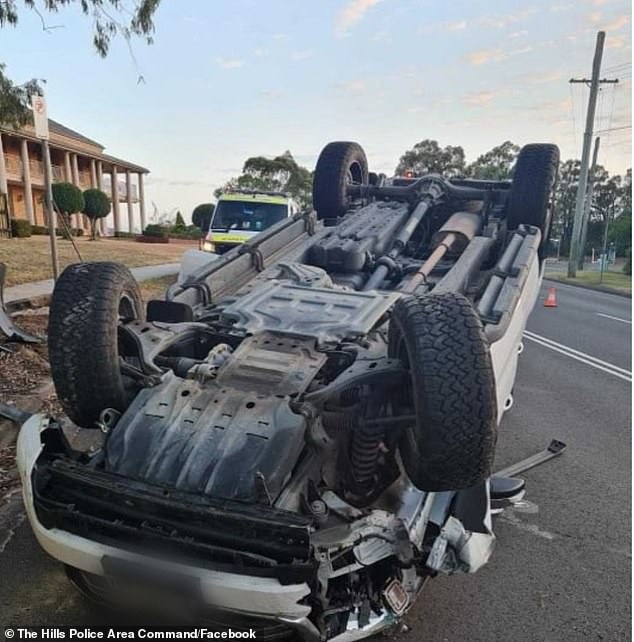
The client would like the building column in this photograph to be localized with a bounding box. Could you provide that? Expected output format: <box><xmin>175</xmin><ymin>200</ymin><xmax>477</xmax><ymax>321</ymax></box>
<box><xmin>0</xmin><ymin>134</ymin><xmax>7</xmax><ymax>195</ymax></box>
<box><xmin>71</xmin><ymin>153</ymin><xmax>83</xmax><ymax>228</ymax></box>
<box><xmin>90</xmin><ymin>159</ymin><xmax>97</xmax><ymax>188</ymax></box>
<box><xmin>126</xmin><ymin>170</ymin><xmax>134</xmax><ymax>233</ymax></box>
<box><xmin>138</xmin><ymin>172</ymin><xmax>146</xmax><ymax>231</ymax></box>
<box><xmin>111</xmin><ymin>165</ymin><xmax>120</xmax><ymax>233</ymax></box>
<box><xmin>20</xmin><ymin>139</ymin><xmax>34</xmax><ymax>224</ymax></box>
<box><xmin>64</xmin><ymin>152</ymin><xmax>72</xmax><ymax>182</ymax></box>
<box><xmin>96</xmin><ymin>161</ymin><xmax>106</xmax><ymax>235</ymax></box>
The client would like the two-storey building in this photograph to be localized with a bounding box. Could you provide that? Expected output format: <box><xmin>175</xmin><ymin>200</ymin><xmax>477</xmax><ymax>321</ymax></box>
<box><xmin>0</xmin><ymin>119</ymin><xmax>149</xmax><ymax>236</ymax></box>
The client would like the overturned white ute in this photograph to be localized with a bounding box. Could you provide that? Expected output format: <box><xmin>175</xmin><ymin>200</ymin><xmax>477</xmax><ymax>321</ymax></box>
<box><xmin>18</xmin><ymin>141</ymin><xmax>558</xmax><ymax>640</ymax></box>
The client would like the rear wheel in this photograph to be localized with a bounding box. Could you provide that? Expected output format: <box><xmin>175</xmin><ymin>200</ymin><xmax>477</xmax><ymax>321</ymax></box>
<box><xmin>48</xmin><ymin>262</ymin><xmax>144</xmax><ymax>428</ymax></box>
<box><xmin>388</xmin><ymin>293</ymin><xmax>497</xmax><ymax>491</ymax></box>
<box><xmin>506</xmin><ymin>143</ymin><xmax>560</xmax><ymax>243</ymax></box>
<box><xmin>313</xmin><ymin>141</ymin><xmax>368</xmax><ymax>220</ymax></box>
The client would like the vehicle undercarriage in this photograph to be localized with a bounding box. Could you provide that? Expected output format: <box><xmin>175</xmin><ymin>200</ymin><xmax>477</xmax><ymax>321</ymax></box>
<box><xmin>17</xmin><ymin>140</ymin><xmax>559</xmax><ymax>640</ymax></box>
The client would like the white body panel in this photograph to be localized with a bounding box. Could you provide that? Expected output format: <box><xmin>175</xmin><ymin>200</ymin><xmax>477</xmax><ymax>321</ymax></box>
<box><xmin>489</xmin><ymin>254</ymin><xmax>542</xmax><ymax>424</ymax></box>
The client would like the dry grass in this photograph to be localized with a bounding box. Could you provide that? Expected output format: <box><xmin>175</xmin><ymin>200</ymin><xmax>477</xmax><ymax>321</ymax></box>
<box><xmin>139</xmin><ymin>275</ymin><xmax>177</xmax><ymax>301</ymax></box>
<box><xmin>548</xmin><ymin>270</ymin><xmax>631</xmax><ymax>295</ymax></box>
<box><xmin>0</xmin><ymin>236</ymin><xmax>197</xmax><ymax>286</ymax></box>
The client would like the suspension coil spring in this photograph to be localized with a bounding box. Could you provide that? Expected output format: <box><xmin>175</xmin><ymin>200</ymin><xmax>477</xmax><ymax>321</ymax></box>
<box><xmin>350</xmin><ymin>421</ymin><xmax>384</xmax><ymax>488</ymax></box>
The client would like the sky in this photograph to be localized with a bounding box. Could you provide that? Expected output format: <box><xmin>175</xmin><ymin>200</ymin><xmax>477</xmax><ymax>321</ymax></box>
<box><xmin>1</xmin><ymin>0</ymin><xmax>631</xmax><ymax>223</ymax></box>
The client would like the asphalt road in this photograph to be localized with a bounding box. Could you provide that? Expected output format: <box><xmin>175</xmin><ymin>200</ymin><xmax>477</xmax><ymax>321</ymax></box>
<box><xmin>0</xmin><ymin>280</ymin><xmax>631</xmax><ymax>640</ymax></box>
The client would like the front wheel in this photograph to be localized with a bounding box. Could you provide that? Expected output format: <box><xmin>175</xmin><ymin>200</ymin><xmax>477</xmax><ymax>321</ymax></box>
<box><xmin>48</xmin><ymin>262</ymin><xmax>144</xmax><ymax>428</ymax></box>
<box><xmin>388</xmin><ymin>293</ymin><xmax>497</xmax><ymax>491</ymax></box>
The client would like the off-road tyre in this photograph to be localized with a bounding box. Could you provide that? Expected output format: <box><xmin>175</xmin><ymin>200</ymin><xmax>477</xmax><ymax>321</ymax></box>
<box><xmin>506</xmin><ymin>143</ymin><xmax>560</xmax><ymax>242</ymax></box>
<box><xmin>388</xmin><ymin>292</ymin><xmax>497</xmax><ymax>491</ymax></box>
<box><xmin>48</xmin><ymin>262</ymin><xmax>144</xmax><ymax>428</ymax></box>
<box><xmin>313</xmin><ymin>141</ymin><xmax>368</xmax><ymax>220</ymax></box>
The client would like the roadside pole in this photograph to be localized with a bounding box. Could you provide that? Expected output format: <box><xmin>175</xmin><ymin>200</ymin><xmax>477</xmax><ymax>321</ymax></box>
<box><xmin>599</xmin><ymin>206</ymin><xmax>611</xmax><ymax>284</ymax></box>
<box><xmin>567</xmin><ymin>31</ymin><xmax>618</xmax><ymax>278</ymax></box>
<box><xmin>32</xmin><ymin>95</ymin><xmax>58</xmax><ymax>280</ymax></box>
<box><xmin>577</xmin><ymin>136</ymin><xmax>601</xmax><ymax>271</ymax></box>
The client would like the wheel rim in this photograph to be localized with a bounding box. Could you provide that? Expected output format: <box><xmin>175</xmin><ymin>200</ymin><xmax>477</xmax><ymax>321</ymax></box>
<box><xmin>118</xmin><ymin>292</ymin><xmax>138</xmax><ymax>322</ymax></box>
<box><xmin>346</xmin><ymin>160</ymin><xmax>364</xmax><ymax>186</ymax></box>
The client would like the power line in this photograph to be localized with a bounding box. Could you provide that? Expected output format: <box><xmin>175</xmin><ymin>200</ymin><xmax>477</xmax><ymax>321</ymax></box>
<box><xmin>595</xmin><ymin>125</ymin><xmax>631</xmax><ymax>134</ymax></box>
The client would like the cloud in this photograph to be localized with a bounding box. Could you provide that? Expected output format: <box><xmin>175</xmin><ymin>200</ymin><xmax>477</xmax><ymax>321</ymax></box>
<box><xmin>271</xmin><ymin>33</ymin><xmax>288</xmax><ymax>40</ymax></box>
<box><xmin>443</xmin><ymin>19</ymin><xmax>467</xmax><ymax>31</ymax></box>
<box><xmin>508</xmin><ymin>30</ymin><xmax>528</xmax><ymax>38</ymax></box>
<box><xmin>336</xmin><ymin>79</ymin><xmax>367</xmax><ymax>94</ymax></box>
<box><xmin>606</xmin><ymin>35</ymin><xmax>627</xmax><ymax>48</ymax></box>
<box><xmin>254</xmin><ymin>47</ymin><xmax>268</xmax><ymax>57</ymax></box>
<box><xmin>587</xmin><ymin>11</ymin><xmax>602</xmax><ymax>23</ymax></box>
<box><xmin>468</xmin><ymin>47</ymin><xmax>506</xmax><ymax>65</ymax></box>
<box><xmin>216</xmin><ymin>57</ymin><xmax>244</xmax><ymax>69</ymax></box>
<box><xmin>464</xmin><ymin>91</ymin><xmax>496</xmax><ymax>106</ymax></box>
<box><xmin>290</xmin><ymin>49</ymin><xmax>313</xmax><ymax>61</ymax></box>
<box><xmin>335</xmin><ymin>0</ymin><xmax>383</xmax><ymax>36</ymax></box>
<box><xmin>260</xmin><ymin>89</ymin><xmax>283</xmax><ymax>98</ymax></box>
<box><xmin>530</xmin><ymin>70</ymin><xmax>565</xmax><ymax>84</ymax></box>
<box><xmin>550</xmin><ymin>3</ymin><xmax>572</xmax><ymax>11</ymax></box>
<box><xmin>510</xmin><ymin>45</ymin><xmax>533</xmax><ymax>55</ymax></box>
<box><xmin>606</xmin><ymin>14</ymin><xmax>630</xmax><ymax>30</ymax></box>
<box><xmin>370</xmin><ymin>30</ymin><xmax>391</xmax><ymax>42</ymax></box>
<box><xmin>479</xmin><ymin>8</ymin><xmax>537</xmax><ymax>29</ymax></box>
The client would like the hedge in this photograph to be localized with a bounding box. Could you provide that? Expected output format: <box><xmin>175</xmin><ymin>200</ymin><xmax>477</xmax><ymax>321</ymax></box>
<box><xmin>10</xmin><ymin>219</ymin><xmax>32</xmax><ymax>238</ymax></box>
<box><xmin>27</xmin><ymin>224</ymin><xmax>84</xmax><ymax>237</ymax></box>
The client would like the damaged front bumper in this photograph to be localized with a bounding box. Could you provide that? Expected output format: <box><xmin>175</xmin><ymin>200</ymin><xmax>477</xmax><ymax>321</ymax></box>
<box><xmin>16</xmin><ymin>415</ymin><xmax>316</xmax><ymax>632</ymax></box>
<box><xmin>17</xmin><ymin>414</ymin><xmax>495</xmax><ymax>641</ymax></box>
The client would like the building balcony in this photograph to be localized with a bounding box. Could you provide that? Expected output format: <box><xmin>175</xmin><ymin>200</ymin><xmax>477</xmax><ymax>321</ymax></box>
<box><xmin>101</xmin><ymin>175</ymin><xmax>139</xmax><ymax>203</ymax></box>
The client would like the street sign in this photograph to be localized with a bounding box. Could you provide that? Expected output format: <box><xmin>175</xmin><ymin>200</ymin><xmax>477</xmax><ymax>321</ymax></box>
<box><xmin>31</xmin><ymin>95</ymin><xmax>49</xmax><ymax>140</ymax></box>
<box><xmin>31</xmin><ymin>93</ymin><xmax>57</xmax><ymax>278</ymax></box>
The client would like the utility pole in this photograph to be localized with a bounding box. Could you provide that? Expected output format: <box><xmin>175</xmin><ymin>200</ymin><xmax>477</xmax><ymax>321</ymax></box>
<box><xmin>577</xmin><ymin>136</ymin><xmax>601</xmax><ymax>270</ymax></box>
<box><xmin>567</xmin><ymin>31</ymin><xmax>618</xmax><ymax>278</ymax></box>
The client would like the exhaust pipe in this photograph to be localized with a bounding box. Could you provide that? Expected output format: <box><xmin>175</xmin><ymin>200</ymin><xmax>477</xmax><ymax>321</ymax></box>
<box><xmin>404</xmin><ymin>212</ymin><xmax>482</xmax><ymax>293</ymax></box>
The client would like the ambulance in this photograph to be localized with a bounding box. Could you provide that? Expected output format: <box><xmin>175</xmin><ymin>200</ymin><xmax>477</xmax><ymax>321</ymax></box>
<box><xmin>201</xmin><ymin>190</ymin><xmax>297</xmax><ymax>254</ymax></box>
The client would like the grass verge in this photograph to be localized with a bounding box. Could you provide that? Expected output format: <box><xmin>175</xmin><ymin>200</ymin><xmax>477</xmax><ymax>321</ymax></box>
<box><xmin>0</xmin><ymin>236</ymin><xmax>195</xmax><ymax>286</ymax></box>
<box><xmin>547</xmin><ymin>270</ymin><xmax>631</xmax><ymax>295</ymax></box>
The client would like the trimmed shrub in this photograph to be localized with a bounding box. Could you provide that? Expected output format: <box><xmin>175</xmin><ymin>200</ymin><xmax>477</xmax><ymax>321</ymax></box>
<box><xmin>624</xmin><ymin>248</ymin><xmax>631</xmax><ymax>276</ymax></box>
<box><xmin>114</xmin><ymin>231</ymin><xmax>137</xmax><ymax>239</ymax></box>
<box><xmin>82</xmin><ymin>188</ymin><xmax>111</xmax><ymax>240</ymax></box>
<box><xmin>192</xmin><ymin>203</ymin><xmax>215</xmax><ymax>230</ymax></box>
<box><xmin>52</xmin><ymin>182</ymin><xmax>84</xmax><ymax>216</ymax></box>
<box><xmin>143</xmin><ymin>224</ymin><xmax>168</xmax><ymax>238</ymax></box>
<box><xmin>10</xmin><ymin>218</ymin><xmax>32</xmax><ymax>238</ymax></box>
<box><xmin>31</xmin><ymin>225</ymin><xmax>49</xmax><ymax>235</ymax></box>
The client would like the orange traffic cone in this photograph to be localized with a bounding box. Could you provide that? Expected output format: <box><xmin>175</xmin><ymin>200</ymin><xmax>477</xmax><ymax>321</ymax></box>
<box><xmin>544</xmin><ymin>287</ymin><xmax>557</xmax><ymax>308</ymax></box>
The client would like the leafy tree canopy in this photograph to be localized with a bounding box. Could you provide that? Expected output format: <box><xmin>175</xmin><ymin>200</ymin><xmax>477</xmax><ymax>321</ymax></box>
<box><xmin>216</xmin><ymin>151</ymin><xmax>312</xmax><ymax>209</ymax></box>
<box><xmin>192</xmin><ymin>203</ymin><xmax>215</xmax><ymax>230</ymax></box>
<box><xmin>395</xmin><ymin>140</ymin><xmax>466</xmax><ymax>177</ymax></box>
<box><xmin>0</xmin><ymin>64</ymin><xmax>43</xmax><ymax>128</ymax></box>
<box><xmin>0</xmin><ymin>0</ymin><xmax>160</xmax><ymax>57</ymax></box>
<box><xmin>0</xmin><ymin>0</ymin><xmax>160</xmax><ymax>126</ymax></box>
<box><xmin>466</xmin><ymin>141</ymin><xmax>520</xmax><ymax>180</ymax></box>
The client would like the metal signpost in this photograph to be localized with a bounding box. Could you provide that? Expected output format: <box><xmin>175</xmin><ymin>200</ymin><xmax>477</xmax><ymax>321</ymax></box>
<box><xmin>32</xmin><ymin>94</ymin><xmax>59</xmax><ymax>280</ymax></box>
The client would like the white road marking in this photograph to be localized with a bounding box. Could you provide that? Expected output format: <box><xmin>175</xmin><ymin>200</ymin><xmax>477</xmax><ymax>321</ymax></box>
<box><xmin>596</xmin><ymin>312</ymin><xmax>632</xmax><ymax>325</ymax></box>
<box><xmin>524</xmin><ymin>330</ymin><xmax>632</xmax><ymax>383</ymax></box>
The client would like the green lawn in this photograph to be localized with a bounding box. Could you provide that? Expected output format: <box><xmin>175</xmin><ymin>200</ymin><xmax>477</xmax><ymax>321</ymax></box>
<box><xmin>548</xmin><ymin>270</ymin><xmax>631</xmax><ymax>295</ymax></box>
